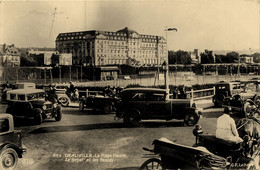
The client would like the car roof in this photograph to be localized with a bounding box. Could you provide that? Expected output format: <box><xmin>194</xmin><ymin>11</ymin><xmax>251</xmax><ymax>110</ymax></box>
<box><xmin>6</xmin><ymin>89</ymin><xmax>45</xmax><ymax>95</ymax></box>
<box><xmin>122</xmin><ymin>87</ymin><xmax>166</xmax><ymax>93</ymax></box>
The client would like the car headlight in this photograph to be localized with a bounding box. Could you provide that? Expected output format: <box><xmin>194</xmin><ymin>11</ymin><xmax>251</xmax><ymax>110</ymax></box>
<box><xmin>42</xmin><ymin>105</ymin><xmax>47</xmax><ymax>110</ymax></box>
<box><xmin>53</xmin><ymin>103</ymin><xmax>57</xmax><ymax>108</ymax></box>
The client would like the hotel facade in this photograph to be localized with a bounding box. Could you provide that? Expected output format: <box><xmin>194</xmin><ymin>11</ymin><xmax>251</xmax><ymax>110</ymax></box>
<box><xmin>55</xmin><ymin>27</ymin><xmax>167</xmax><ymax>67</ymax></box>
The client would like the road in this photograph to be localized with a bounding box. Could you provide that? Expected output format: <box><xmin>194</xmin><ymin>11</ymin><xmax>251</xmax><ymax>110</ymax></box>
<box><xmin>0</xmin><ymin>104</ymin><xmax>224</xmax><ymax>170</ymax></box>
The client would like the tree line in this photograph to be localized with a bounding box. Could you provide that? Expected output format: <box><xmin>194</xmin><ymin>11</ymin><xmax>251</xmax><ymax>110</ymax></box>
<box><xmin>18</xmin><ymin>48</ymin><xmax>260</xmax><ymax>67</ymax></box>
<box><xmin>168</xmin><ymin>50</ymin><xmax>260</xmax><ymax>64</ymax></box>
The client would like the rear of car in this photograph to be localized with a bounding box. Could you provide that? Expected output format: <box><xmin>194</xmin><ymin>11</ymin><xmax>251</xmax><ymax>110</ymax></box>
<box><xmin>0</xmin><ymin>114</ymin><xmax>26</xmax><ymax>170</ymax></box>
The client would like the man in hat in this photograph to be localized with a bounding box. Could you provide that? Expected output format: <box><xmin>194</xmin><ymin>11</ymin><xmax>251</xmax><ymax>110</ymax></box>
<box><xmin>216</xmin><ymin>106</ymin><xmax>243</xmax><ymax>143</ymax></box>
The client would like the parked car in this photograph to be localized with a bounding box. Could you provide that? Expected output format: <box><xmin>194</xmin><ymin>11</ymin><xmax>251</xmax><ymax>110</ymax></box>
<box><xmin>5</xmin><ymin>89</ymin><xmax>62</xmax><ymax>125</ymax></box>
<box><xmin>0</xmin><ymin>113</ymin><xmax>26</xmax><ymax>170</ymax></box>
<box><xmin>115</xmin><ymin>88</ymin><xmax>202</xmax><ymax>126</ymax></box>
<box><xmin>79</xmin><ymin>90</ymin><xmax>120</xmax><ymax>114</ymax></box>
<box><xmin>212</xmin><ymin>81</ymin><xmax>244</xmax><ymax>107</ymax></box>
<box><xmin>222</xmin><ymin>80</ymin><xmax>260</xmax><ymax>117</ymax></box>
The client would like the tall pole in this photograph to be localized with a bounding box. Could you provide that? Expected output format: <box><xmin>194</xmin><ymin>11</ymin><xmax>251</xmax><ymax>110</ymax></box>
<box><xmin>81</xmin><ymin>65</ymin><xmax>83</xmax><ymax>82</ymax></box>
<box><xmin>59</xmin><ymin>66</ymin><xmax>61</xmax><ymax>83</ymax></box>
<box><xmin>165</xmin><ymin>27</ymin><xmax>169</xmax><ymax>100</ymax></box>
<box><xmin>44</xmin><ymin>68</ymin><xmax>46</xmax><ymax>84</ymax></box>
<box><xmin>69</xmin><ymin>66</ymin><xmax>71</xmax><ymax>82</ymax></box>
<box><xmin>164</xmin><ymin>27</ymin><xmax>177</xmax><ymax>100</ymax></box>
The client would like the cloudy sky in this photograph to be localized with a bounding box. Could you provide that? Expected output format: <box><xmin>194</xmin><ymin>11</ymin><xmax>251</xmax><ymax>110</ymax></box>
<box><xmin>0</xmin><ymin>0</ymin><xmax>259</xmax><ymax>51</ymax></box>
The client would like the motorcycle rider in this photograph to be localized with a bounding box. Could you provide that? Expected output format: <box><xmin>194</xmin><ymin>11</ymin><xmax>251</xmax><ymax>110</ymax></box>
<box><xmin>216</xmin><ymin>106</ymin><xmax>243</xmax><ymax>143</ymax></box>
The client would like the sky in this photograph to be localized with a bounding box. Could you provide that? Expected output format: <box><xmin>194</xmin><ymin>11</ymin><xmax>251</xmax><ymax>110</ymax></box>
<box><xmin>0</xmin><ymin>0</ymin><xmax>259</xmax><ymax>51</ymax></box>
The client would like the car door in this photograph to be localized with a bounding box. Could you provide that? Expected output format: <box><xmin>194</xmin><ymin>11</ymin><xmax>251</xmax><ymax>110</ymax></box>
<box><xmin>126</xmin><ymin>92</ymin><xmax>148</xmax><ymax>118</ymax></box>
<box><xmin>146</xmin><ymin>92</ymin><xmax>171</xmax><ymax>118</ymax></box>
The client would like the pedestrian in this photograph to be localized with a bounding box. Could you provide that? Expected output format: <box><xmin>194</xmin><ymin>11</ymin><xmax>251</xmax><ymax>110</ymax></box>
<box><xmin>69</xmin><ymin>81</ymin><xmax>76</xmax><ymax>100</ymax></box>
<box><xmin>74</xmin><ymin>89</ymin><xmax>79</xmax><ymax>102</ymax></box>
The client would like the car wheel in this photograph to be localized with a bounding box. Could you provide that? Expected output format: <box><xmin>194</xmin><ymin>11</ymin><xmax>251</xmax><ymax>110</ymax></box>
<box><xmin>103</xmin><ymin>103</ymin><xmax>112</xmax><ymax>114</ymax></box>
<box><xmin>34</xmin><ymin>112</ymin><xmax>42</xmax><ymax>125</ymax></box>
<box><xmin>55</xmin><ymin>108</ymin><xmax>62</xmax><ymax>121</ymax></box>
<box><xmin>184</xmin><ymin>112</ymin><xmax>199</xmax><ymax>126</ymax></box>
<box><xmin>0</xmin><ymin>148</ymin><xmax>18</xmax><ymax>170</ymax></box>
<box><xmin>79</xmin><ymin>101</ymin><xmax>84</xmax><ymax>111</ymax></box>
<box><xmin>59</xmin><ymin>97</ymin><xmax>69</xmax><ymax>107</ymax></box>
<box><xmin>123</xmin><ymin>111</ymin><xmax>140</xmax><ymax>127</ymax></box>
<box><xmin>140</xmin><ymin>158</ymin><xmax>164</xmax><ymax>170</ymax></box>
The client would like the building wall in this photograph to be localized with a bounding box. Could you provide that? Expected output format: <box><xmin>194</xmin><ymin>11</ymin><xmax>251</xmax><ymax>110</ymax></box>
<box><xmin>0</xmin><ymin>44</ymin><xmax>20</xmax><ymax>67</ymax></box>
<box><xmin>55</xmin><ymin>28</ymin><xmax>167</xmax><ymax>67</ymax></box>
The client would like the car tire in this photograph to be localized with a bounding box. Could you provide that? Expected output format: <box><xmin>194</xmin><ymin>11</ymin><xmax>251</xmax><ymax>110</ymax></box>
<box><xmin>123</xmin><ymin>110</ymin><xmax>140</xmax><ymax>127</ymax></box>
<box><xmin>34</xmin><ymin>111</ymin><xmax>43</xmax><ymax>125</ymax></box>
<box><xmin>103</xmin><ymin>103</ymin><xmax>112</xmax><ymax>114</ymax></box>
<box><xmin>59</xmin><ymin>97</ymin><xmax>69</xmax><ymax>107</ymax></box>
<box><xmin>184</xmin><ymin>112</ymin><xmax>199</xmax><ymax>126</ymax></box>
<box><xmin>55</xmin><ymin>108</ymin><xmax>62</xmax><ymax>121</ymax></box>
<box><xmin>79</xmin><ymin>101</ymin><xmax>84</xmax><ymax>111</ymax></box>
<box><xmin>0</xmin><ymin>148</ymin><xmax>18</xmax><ymax>170</ymax></box>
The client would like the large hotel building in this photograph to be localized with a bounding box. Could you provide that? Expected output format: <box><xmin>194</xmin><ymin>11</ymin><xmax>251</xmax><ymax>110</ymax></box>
<box><xmin>55</xmin><ymin>27</ymin><xmax>167</xmax><ymax>67</ymax></box>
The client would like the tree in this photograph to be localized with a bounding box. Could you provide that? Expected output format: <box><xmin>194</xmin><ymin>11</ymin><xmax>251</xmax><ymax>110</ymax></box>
<box><xmin>227</xmin><ymin>51</ymin><xmax>239</xmax><ymax>62</ymax></box>
<box><xmin>176</xmin><ymin>50</ymin><xmax>191</xmax><ymax>64</ymax></box>
<box><xmin>200</xmin><ymin>51</ymin><xmax>214</xmax><ymax>64</ymax></box>
<box><xmin>215</xmin><ymin>55</ymin><xmax>223</xmax><ymax>63</ymax></box>
<box><xmin>168</xmin><ymin>50</ymin><xmax>191</xmax><ymax>64</ymax></box>
<box><xmin>20</xmin><ymin>53</ymin><xmax>37</xmax><ymax>66</ymax></box>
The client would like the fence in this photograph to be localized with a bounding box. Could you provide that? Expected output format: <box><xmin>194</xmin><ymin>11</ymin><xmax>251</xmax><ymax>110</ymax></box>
<box><xmin>186</xmin><ymin>88</ymin><xmax>215</xmax><ymax>100</ymax></box>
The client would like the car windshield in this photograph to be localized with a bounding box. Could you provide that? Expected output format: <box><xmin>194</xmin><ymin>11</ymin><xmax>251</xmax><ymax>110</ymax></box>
<box><xmin>216</xmin><ymin>84</ymin><xmax>229</xmax><ymax>90</ymax></box>
<box><xmin>27</xmin><ymin>92</ymin><xmax>45</xmax><ymax>100</ymax></box>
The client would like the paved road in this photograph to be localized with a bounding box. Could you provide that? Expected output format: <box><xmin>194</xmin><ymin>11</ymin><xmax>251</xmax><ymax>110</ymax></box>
<box><xmin>0</xmin><ymin>104</ymin><xmax>223</xmax><ymax>170</ymax></box>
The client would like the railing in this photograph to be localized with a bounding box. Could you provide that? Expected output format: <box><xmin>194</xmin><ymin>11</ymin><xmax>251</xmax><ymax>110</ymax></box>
<box><xmin>186</xmin><ymin>87</ymin><xmax>215</xmax><ymax>100</ymax></box>
<box><xmin>79</xmin><ymin>89</ymin><xmax>103</xmax><ymax>98</ymax></box>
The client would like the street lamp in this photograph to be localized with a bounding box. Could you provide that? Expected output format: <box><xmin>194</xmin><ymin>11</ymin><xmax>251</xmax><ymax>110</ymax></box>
<box><xmin>164</xmin><ymin>27</ymin><xmax>177</xmax><ymax>100</ymax></box>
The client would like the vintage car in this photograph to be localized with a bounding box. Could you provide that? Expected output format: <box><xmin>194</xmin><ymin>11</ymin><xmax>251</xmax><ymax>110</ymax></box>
<box><xmin>5</xmin><ymin>89</ymin><xmax>62</xmax><ymax>125</ymax></box>
<box><xmin>115</xmin><ymin>88</ymin><xmax>202</xmax><ymax>126</ymax></box>
<box><xmin>222</xmin><ymin>80</ymin><xmax>260</xmax><ymax>117</ymax></box>
<box><xmin>79</xmin><ymin>90</ymin><xmax>120</xmax><ymax>114</ymax></box>
<box><xmin>12</xmin><ymin>82</ymin><xmax>36</xmax><ymax>89</ymax></box>
<box><xmin>1</xmin><ymin>82</ymin><xmax>36</xmax><ymax>104</ymax></box>
<box><xmin>212</xmin><ymin>81</ymin><xmax>244</xmax><ymax>107</ymax></box>
<box><xmin>0</xmin><ymin>114</ymin><xmax>26</xmax><ymax>170</ymax></box>
<box><xmin>42</xmin><ymin>85</ymin><xmax>71</xmax><ymax>107</ymax></box>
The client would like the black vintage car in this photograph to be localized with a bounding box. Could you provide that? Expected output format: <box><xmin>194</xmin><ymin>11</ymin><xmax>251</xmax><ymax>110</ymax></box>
<box><xmin>5</xmin><ymin>89</ymin><xmax>62</xmax><ymax>125</ymax></box>
<box><xmin>0</xmin><ymin>114</ymin><xmax>26</xmax><ymax>170</ymax></box>
<box><xmin>79</xmin><ymin>90</ymin><xmax>120</xmax><ymax>114</ymax></box>
<box><xmin>115</xmin><ymin>88</ymin><xmax>202</xmax><ymax>126</ymax></box>
<box><xmin>212</xmin><ymin>81</ymin><xmax>244</xmax><ymax>107</ymax></box>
